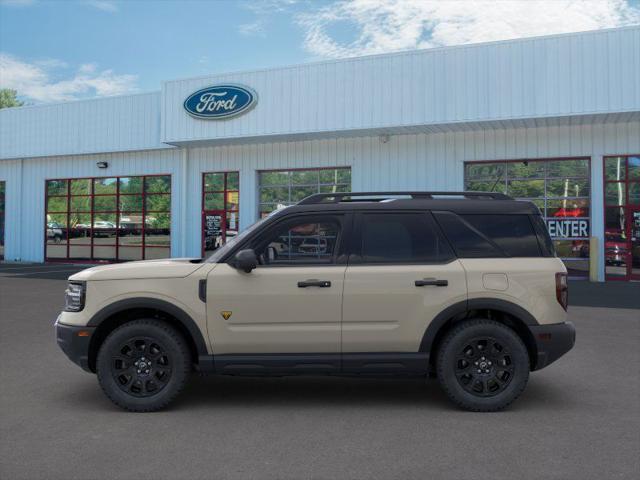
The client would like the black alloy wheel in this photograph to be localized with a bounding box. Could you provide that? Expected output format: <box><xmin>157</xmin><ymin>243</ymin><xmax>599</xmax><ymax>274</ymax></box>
<box><xmin>97</xmin><ymin>319</ymin><xmax>190</xmax><ymax>412</ymax></box>
<box><xmin>454</xmin><ymin>337</ymin><xmax>514</xmax><ymax>397</ymax></box>
<box><xmin>110</xmin><ymin>336</ymin><xmax>173</xmax><ymax>398</ymax></box>
<box><xmin>436</xmin><ymin>319</ymin><xmax>529</xmax><ymax>412</ymax></box>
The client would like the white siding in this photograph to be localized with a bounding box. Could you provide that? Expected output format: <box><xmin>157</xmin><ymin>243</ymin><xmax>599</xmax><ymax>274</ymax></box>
<box><xmin>0</xmin><ymin>149</ymin><xmax>183</xmax><ymax>262</ymax></box>
<box><xmin>162</xmin><ymin>27</ymin><xmax>640</xmax><ymax>144</ymax></box>
<box><xmin>0</xmin><ymin>92</ymin><xmax>168</xmax><ymax>160</ymax></box>
<box><xmin>1</xmin><ymin>120</ymin><xmax>639</xmax><ymax>279</ymax></box>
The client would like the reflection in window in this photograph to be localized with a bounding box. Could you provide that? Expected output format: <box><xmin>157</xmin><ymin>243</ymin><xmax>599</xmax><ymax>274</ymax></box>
<box><xmin>258</xmin><ymin>219</ymin><xmax>340</xmax><ymax>265</ymax></box>
<box><xmin>258</xmin><ymin>168</ymin><xmax>351</xmax><ymax>217</ymax></box>
<box><xmin>45</xmin><ymin>175</ymin><xmax>171</xmax><ymax>262</ymax></box>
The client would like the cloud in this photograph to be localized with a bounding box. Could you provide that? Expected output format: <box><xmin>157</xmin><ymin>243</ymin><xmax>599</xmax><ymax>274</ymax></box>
<box><xmin>297</xmin><ymin>0</ymin><xmax>640</xmax><ymax>58</ymax></box>
<box><xmin>83</xmin><ymin>0</ymin><xmax>118</xmax><ymax>13</ymax></box>
<box><xmin>238</xmin><ymin>19</ymin><xmax>266</xmax><ymax>36</ymax></box>
<box><xmin>0</xmin><ymin>53</ymin><xmax>138</xmax><ymax>103</ymax></box>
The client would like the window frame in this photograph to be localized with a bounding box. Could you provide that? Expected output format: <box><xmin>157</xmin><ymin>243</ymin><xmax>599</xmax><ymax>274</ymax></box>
<box><xmin>349</xmin><ymin>210</ymin><xmax>457</xmax><ymax>266</ymax></box>
<box><xmin>257</xmin><ymin>167</ymin><xmax>351</xmax><ymax>217</ymax></box>
<box><xmin>44</xmin><ymin>174</ymin><xmax>171</xmax><ymax>263</ymax></box>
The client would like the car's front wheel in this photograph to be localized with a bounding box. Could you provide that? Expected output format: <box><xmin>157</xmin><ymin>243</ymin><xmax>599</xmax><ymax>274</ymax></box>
<box><xmin>436</xmin><ymin>319</ymin><xmax>529</xmax><ymax>412</ymax></box>
<box><xmin>96</xmin><ymin>319</ymin><xmax>191</xmax><ymax>412</ymax></box>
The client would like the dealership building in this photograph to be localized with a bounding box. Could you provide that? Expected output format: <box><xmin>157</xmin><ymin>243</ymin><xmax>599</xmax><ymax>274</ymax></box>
<box><xmin>1</xmin><ymin>26</ymin><xmax>639</xmax><ymax>281</ymax></box>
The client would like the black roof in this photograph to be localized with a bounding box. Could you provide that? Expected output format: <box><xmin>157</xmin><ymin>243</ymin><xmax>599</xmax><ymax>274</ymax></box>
<box><xmin>280</xmin><ymin>191</ymin><xmax>540</xmax><ymax>215</ymax></box>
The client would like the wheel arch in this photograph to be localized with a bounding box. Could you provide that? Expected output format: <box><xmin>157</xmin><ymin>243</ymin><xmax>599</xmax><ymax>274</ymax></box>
<box><xmin>421</xmin><ymin>299</ymin><xmax>539</xmax><ymax>369</ymax></box>
<box><xmin>86</xmin><ymin>298</ymin><xmax>208</xmax><ymax>373</ymax></box>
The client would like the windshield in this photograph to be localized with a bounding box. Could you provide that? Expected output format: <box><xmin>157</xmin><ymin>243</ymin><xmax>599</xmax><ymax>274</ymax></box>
<box><xmin>206</xmin><ymin>209</ymin><xmax>285</xmax><ymax>263</ymax></box>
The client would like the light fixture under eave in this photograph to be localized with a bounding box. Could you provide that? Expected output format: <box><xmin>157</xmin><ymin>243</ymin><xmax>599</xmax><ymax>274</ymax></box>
<box><xmin>379</xmin><ymin>134</ymin><xmax>390</xmax><ymax>144</ymax></box>
<box><xmin>96</xmin><ymin>161</ymin><xmax>108</xmax><ymax>169</ymax></box>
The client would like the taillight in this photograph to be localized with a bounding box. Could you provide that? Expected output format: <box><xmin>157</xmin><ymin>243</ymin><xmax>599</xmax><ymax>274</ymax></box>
<box><xmin>555</xmin><ymin>272</ymin><xmax>568</xmax><ymax>311</ymax></box>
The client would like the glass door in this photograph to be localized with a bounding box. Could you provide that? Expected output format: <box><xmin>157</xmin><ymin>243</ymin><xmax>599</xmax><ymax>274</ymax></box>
<box><xmin>631</xmin><ymin>208</ymin><xmax>640</xmax><ymax>280</ymax></box>
<box><xmin>604</xmin><ymin>155</ymin><xmax>640</xmax><ymax>281</ymax></box>
<box><xmin>202</xmin><ymin>172</ymin><xmax>239</xmax><ymax>258</ymax></box>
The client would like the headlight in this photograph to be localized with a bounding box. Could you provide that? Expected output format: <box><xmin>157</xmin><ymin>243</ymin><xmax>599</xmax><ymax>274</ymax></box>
<box><xmin>64</xmin><ymin>282</ymin><xmax>86</xmax><ymax>312</ymax></box>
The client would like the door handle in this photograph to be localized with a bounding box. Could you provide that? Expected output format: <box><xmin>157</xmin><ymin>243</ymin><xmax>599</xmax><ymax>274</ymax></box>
<box><xmin>298</xmin><ymin>279</ymin><xmax>332</xmax><ymax>288</ymax></box>
<box><xmin>415</xmin><ymin>278</ymin><xmax>448</xmax><ymax>287</ymax></box>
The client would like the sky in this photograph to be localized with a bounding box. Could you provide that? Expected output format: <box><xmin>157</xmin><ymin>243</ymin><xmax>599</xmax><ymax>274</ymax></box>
<box><xmin>1</xmin><ymin>0</ymin><xmax>639</xmax><ymax>104</ymax></box>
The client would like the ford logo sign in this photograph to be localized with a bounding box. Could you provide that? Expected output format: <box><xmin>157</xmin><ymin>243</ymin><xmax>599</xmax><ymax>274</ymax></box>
<box><xmin>183</xmin><ymin>84</ymin><xmax>257</xmax><ymax>119</ymax></box>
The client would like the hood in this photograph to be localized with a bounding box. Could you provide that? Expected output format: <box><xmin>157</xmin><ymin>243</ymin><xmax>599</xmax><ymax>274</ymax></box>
<box><xmin>69</xmin><ymin>258</ymin><xmax>205</xmax><ymax>281</ymax></box>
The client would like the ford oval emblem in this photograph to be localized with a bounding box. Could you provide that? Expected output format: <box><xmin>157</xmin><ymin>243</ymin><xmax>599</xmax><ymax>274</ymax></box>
<box><xmin>183</xmin><ymin>84</ymin><xmax>257</xmax><ymax>119</ymax></box>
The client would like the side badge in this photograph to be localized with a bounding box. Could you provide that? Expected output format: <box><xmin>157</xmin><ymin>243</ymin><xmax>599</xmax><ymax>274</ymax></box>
<box><xmin>220</xmin><ymin>311</ymin><xmax>232</xmax><ymax>321</ymax></box>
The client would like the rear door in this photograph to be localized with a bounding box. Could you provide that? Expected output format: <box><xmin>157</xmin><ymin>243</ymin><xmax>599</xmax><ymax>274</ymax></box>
<box><xmin>341</xmin><ymin>211</ymin><xmax>467</xmax><ymax>354</ymax></box>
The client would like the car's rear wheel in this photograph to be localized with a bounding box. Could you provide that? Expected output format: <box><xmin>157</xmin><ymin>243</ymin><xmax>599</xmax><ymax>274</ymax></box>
<box><xmin>96</xmin><ymin>319</ymin><xmax>191</xmax><ymax>412</ymax></box>
<box><xmin>436</xmin><ymin>319</ymin><xmax>529</xmax><ymax>412</ymax></box>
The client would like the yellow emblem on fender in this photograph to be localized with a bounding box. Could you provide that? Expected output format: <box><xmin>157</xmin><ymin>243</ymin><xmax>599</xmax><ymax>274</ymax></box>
<box><xmin>220</xmin><ymin>311</ymin><xmax>232</xmax><ymax>320</ymax></box>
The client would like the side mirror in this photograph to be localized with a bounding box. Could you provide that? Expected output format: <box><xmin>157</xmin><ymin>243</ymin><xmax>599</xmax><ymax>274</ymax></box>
<box><xmin>232</xmin><ymin>249</ymin><xmax>258</xmax><ymax>273</ymax></box>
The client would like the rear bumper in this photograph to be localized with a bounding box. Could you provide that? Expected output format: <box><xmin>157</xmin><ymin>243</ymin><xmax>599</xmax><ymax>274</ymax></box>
<box><xmin>55</xmin><ymin>316</ymin><xmax>94</xmax><ymax>373</ymax></box>
<box><xmin>530</xmin><ymin>321</ymin><xmax>576</xmax><ymax>370</ymax></box>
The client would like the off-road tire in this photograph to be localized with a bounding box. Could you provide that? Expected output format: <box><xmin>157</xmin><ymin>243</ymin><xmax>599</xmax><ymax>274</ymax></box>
<box><xmin>436</xmin><ymin>319</ymin><xmax>529</xmax><ymax>412</ymax></box>
<box><xmin>96</xmin><ymin>319</ymin><xmax>191</xmax><ymax>412</ymax></box>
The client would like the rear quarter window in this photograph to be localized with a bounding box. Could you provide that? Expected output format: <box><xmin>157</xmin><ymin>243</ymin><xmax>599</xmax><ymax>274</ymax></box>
<box><xmin>434</xmin><ymin>212</ymin><xmax>542</xmax><ymax>258</ymax></box>
<box><xmin>461</xmin><ymin>214</ymin><xmax>541</xmax><ymax>257</ymax></box>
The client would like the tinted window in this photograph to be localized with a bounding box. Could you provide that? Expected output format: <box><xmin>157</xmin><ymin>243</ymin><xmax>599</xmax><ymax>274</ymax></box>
<box><xmin>530</xmin><ymin>215</ymin><xmax>555</xmax><ymax>257</ymax></box>
<box><xmin>434</xmin><ymin>212</ymin><xmax>503</xmax><ymax>258</ymax></box>
<box><xmin>255</xmin><ymin>216</ymin><xmax>341</xmax><ymax>265</ymax></box>
<box><xmin>359</xmin><ymin>213</ymin><xmax>454</xmax><ymax>264</ymax></box>
<box><xmin>435</xmin><ymin>211</ymin><xmax>542</xmax><ymax>258</ymax></box>
<box><xmin>462</xmin><ymin>215</ymin><xmax>541</xmax><ymax>257</ymax></box>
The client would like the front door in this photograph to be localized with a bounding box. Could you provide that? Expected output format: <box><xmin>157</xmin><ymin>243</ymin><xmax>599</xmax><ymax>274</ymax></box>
<box><xmin>342</xmin><ymin>212</ymin><xmax>467</xmax><ymax>354</ymax></box>
<box><xmin>206</xmin><ymin>213</ymin><xmax>349</xmax><ymax>359</ymax></box>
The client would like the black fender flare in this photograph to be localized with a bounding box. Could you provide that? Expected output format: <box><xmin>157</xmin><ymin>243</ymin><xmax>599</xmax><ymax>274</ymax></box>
<box><xmin>419</xmin><ymin>298</ymin><xmax>538</xmax><ymax>353</ymax></box>
<box><xmin>87</xmin><ymin>297</ymin><xmax>208</xmax><ymax>356</ymax></box>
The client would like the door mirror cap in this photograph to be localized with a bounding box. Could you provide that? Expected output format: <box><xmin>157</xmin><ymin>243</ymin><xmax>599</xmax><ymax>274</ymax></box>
<box><xmin>232</xmin><ymin>249</ymin><xmax>258</xmax><ymax>273</ymax></box>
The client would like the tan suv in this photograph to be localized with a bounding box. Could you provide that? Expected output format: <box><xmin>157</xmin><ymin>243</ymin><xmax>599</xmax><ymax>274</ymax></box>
<box><xmin>55</xmin><ymin>191</ymin><xmax>575</xmax><ymax>412</ymax></box>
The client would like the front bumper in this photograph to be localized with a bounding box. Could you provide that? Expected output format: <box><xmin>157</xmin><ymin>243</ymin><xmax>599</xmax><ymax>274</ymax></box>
<box><xmin>55</xmin><ymin>316</ymin><xmax>94</xmax><ymax>373</ymax></box>
<box><xmin>530</xmin><ymin>321</ymin><xmax>576</xmax><ymax>370</ymax></box>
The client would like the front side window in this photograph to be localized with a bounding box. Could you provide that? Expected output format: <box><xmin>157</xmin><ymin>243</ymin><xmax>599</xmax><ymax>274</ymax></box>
<box><xmin>254</xmin><ymin>216</ymin><xmax>342</xmax><ymax>265</ymax></box>
<box><xmin>258</xmin><ymin>168</ymin><xmax>351</xmax><ymax>217</ymax></box>
<box><xmin>358</xmin><ymin>213</ymin><xmax>454</xmax><ymax>264</ymax></box>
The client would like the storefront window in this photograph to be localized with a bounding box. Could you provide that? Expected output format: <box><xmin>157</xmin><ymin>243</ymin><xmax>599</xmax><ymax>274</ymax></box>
<box><xmin>0</xmin><ymin>181</ymin><xmax>5</xmax><ymax>260</ymax></box>
<box><xmin>45</xmin><ymin>175</ymin><xmax>171</xmax><ymax>262</ymax></box>
<box><xmin>202</xmin><ymin>172</ymin><xmax>239</xmax><ymax>258</ymax></box>
<box><xmin>258</xmin><ymin>168</ymin><xmax>351</xmax><ymax>217</ymax></box>
<box><xmin>465</xmin><ymin>158</ymin><xmax>591</xmax><ymax>277</ymax></box>
<box><xmin>603</xmin><ymin>155</ymin><xmax>640</xmax><ymax>280</ymax></box>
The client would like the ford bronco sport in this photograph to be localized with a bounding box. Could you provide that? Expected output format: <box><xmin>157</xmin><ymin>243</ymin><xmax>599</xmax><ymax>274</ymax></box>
<box><xmin>55</xmin><ymin>191</ymin><xmax>575</xmax><ymax>412</ymax></box>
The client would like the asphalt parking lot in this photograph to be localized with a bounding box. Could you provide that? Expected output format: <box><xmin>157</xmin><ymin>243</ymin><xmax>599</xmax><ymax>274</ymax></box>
<box><xmin>1</xmin><ymin>264</ymin><xmax>639</xmax><ymax>480</ymax></box>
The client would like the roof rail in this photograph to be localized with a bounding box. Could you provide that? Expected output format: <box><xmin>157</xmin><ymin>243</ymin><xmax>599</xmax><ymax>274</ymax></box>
<box><xmin>297</xmin><ymin>191</ymin><xmax>512</xmax><ymax>205</ymax></box>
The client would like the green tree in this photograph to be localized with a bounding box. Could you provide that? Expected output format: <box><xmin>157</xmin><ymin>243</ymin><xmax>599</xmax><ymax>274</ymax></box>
<box><xmin>0</xmin><ymin>89</ymin><xmax>24</xmax><ymax>109</ymax></box>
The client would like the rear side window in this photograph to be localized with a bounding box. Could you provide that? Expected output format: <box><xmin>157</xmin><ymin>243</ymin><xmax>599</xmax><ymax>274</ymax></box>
<box><xmin>434</xmin><ymin>211</ymin><xmax>542</xmax><ymax>258</ymax></box>
<box><xmin>433</xmin><ymin>211</ymin><xmax>504</xmax><ymax>258</ymax></box>
<box><xmin>462</xmin><ymin>214</ymin><xmax>541</xmax><ymax>257</ymax></box>
<box><xmin>358</xmin><ymin>212</ymin><xmax>454</xmax><ymax>264</ymax></box>
<box><xmin>530</xmin><ymin>215</ymin><xmax>556</xmax><ymax>257</ymax></box>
